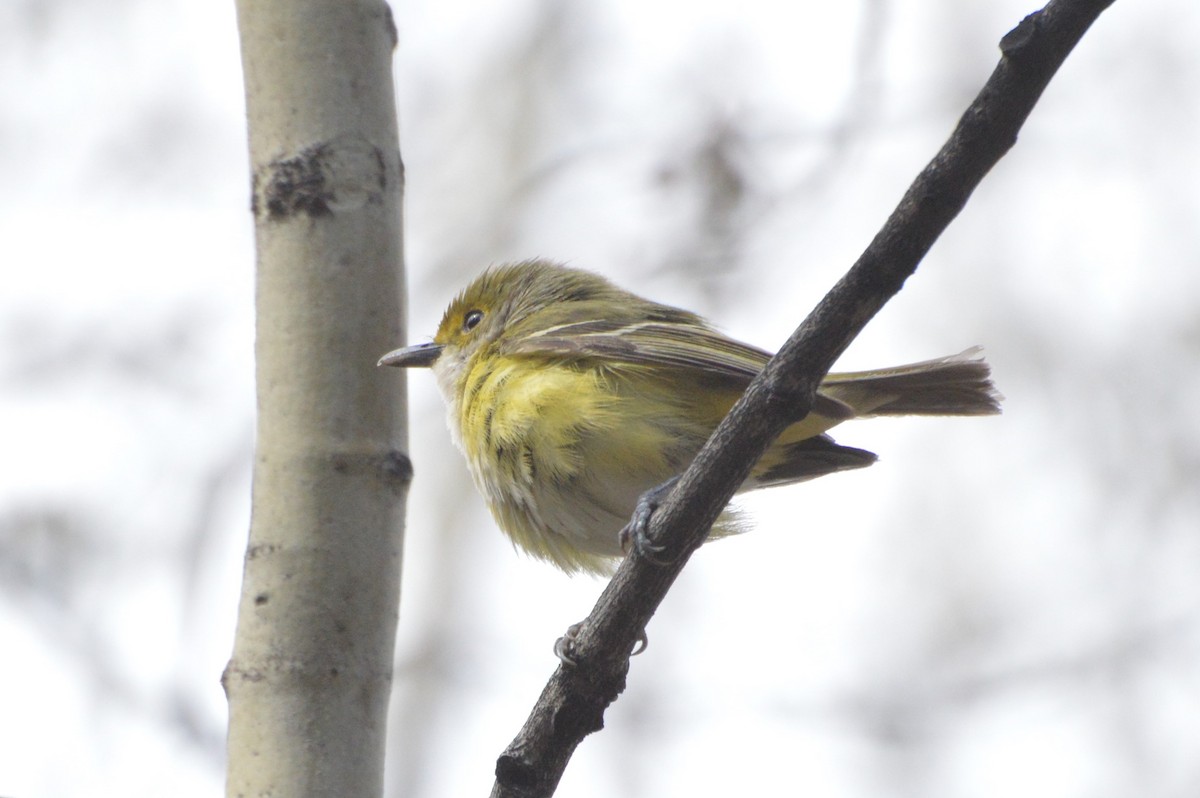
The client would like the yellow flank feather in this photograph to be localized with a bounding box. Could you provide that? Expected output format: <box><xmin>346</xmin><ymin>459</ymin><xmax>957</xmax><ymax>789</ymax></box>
<box><xmin>380</xmin><ymin>259</ymin><xmax>1001</xmax><ymax>574</ymax></box>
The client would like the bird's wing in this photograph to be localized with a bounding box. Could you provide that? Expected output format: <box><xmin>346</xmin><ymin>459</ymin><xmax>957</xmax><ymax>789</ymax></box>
<box><xmin>502</xmin><ymin>318</ymin><xmax>855</xmax><ymax>420</ymax></box>
<box><xmin>504</xmin><ymin>318</ymin><xmax>766</xmax><ymax>378</ymax></box>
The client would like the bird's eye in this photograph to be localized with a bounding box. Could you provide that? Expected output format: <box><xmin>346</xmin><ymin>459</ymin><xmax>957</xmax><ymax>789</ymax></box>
<box><xmin>463</xmin><ymin>309</ymin><xmax>484</xmax><ymax>331</ymax></box>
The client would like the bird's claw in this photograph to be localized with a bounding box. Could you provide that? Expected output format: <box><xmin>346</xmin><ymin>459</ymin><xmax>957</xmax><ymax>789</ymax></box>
<box><xmin>554</xmin><ymin>621</ymin><xmax>585</xmax><ymax>667</ymax></box>
<box><xmin>618</xmin><ymin>476</ymin><xmax>681</xmax><ymax>566</ymax></box>
<box><xmin>554</xmin><ymin>622</ymin><xmax>649</xmax><ymax>664</ymax></box>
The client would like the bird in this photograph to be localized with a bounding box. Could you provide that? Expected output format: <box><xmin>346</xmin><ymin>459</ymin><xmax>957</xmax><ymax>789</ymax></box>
<box><xmin>380</xmin><ymin>259</ymin><xmax>1000</xmax><ymax>575</ymax></box>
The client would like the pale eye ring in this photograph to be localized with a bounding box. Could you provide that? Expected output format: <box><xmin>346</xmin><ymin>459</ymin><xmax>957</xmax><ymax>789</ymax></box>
<box><xmin>463</xmin><ymin>309</ymin><xmax>484</xmax><ymax>331</ymax></box>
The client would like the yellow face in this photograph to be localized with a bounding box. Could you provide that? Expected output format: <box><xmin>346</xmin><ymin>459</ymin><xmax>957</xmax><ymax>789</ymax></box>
<box><xmin>433</xmin><ymin>292</ymin><xmax>493</xmax><ymax>351</ymax></box>
<box><xmin>418</xmin><ymin>258</ymin><xmax>646</xmax><ymax>404</ymax></box>
<box><xmin>427</xmin><ymin>270</ymin><xmax>518</xmax><ymax>400</ymax></box>
<box><xmin>438</xmin><ymin>259</ymin><xmax>566</xmax><ymax>347</ymax></box>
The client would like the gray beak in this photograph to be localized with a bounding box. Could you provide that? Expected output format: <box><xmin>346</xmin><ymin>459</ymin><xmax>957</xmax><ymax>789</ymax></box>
<box><xmin>377</xmin><ymin>342</ymin><xmax>444</xmax><ymax>368</ymax></box>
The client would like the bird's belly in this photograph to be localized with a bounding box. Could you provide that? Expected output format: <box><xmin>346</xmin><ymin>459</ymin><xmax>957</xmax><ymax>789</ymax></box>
<box><xmin>456</xmin><ymin>358</ymin><xmax>701</xmax><ymax>572</ymax></box>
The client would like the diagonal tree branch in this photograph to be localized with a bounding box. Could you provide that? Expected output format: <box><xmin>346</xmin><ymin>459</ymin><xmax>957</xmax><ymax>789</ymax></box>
<box><xmin>490</xmin><ymin>1</ymin><xmax>1117</xmax><ymax>795</ymax></box>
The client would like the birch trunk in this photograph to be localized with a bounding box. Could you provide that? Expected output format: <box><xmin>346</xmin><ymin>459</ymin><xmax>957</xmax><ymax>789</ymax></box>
<box><xmin>225</xmin><ymin>2</ymin><xmax>408</xmax><ymax>796</ymax></box>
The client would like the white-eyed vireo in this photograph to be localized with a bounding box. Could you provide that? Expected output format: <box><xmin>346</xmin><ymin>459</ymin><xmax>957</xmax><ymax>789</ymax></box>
<box><xmin>380</xmin><ymin>259</ymin><xmax>1000</xmax><ymax>574</ymax></box>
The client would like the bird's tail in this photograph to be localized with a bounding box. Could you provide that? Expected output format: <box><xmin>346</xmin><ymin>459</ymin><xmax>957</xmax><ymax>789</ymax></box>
<box><xmin>820</xmin><ymin>347</ymin><xmax>1002</xmax><ymax>418</ymax></box>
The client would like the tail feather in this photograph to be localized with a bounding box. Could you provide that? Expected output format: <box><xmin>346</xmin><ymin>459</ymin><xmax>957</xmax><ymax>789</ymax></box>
<box><xmin>821</xmin><ymin>347</ymin><xmax>1002</xmax><ymax>417</ymax></box>
<box><xmin>749</xmin><ymin>434</ymin><xmax>878</xmax><ymax>490</ymax></box>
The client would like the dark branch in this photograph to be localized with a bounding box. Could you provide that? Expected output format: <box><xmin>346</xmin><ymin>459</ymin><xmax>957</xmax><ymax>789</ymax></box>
<box><xmin>490</xmin><ymin>1</ymin><xmax>1116</xmax><ymax>795</ymax></box>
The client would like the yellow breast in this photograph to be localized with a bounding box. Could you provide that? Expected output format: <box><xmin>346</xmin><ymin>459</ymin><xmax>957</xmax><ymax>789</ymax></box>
<box><xmin>448</xmin><ymin>355</ymin><xmax>703</xmax><ymax>572</ymax></box>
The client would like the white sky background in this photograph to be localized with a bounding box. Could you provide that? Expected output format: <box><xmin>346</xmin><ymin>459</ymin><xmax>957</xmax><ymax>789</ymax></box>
<box><xmin>2</xmin><ymin>1</ymin><xmax>1198</xmax><ymax>796</ymax></box>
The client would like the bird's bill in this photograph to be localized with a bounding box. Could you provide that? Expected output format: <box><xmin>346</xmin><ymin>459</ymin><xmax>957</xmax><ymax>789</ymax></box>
<box><xmin>377</xmin><ymin>342</ymin><xmax>443</xmax><ymax>368</ymax></box>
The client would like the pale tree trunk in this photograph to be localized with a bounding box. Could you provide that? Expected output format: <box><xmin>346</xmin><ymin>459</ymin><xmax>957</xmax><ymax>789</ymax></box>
<box><xmin>225</xmin><ymin>2</ymin><xmax>408</xmax><ymax>796</ymax></box>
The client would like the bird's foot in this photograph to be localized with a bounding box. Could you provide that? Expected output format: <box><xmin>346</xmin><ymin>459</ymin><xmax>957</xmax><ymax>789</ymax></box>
<box><xmin>554</xmin><ymin>621</ymin><xmax>585</xmax><ymax>667</ymax></box>
<box><xmin>618</xmin><ymin>476</ymin><xmax>680</xmax><ymax>566</ymax></box>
